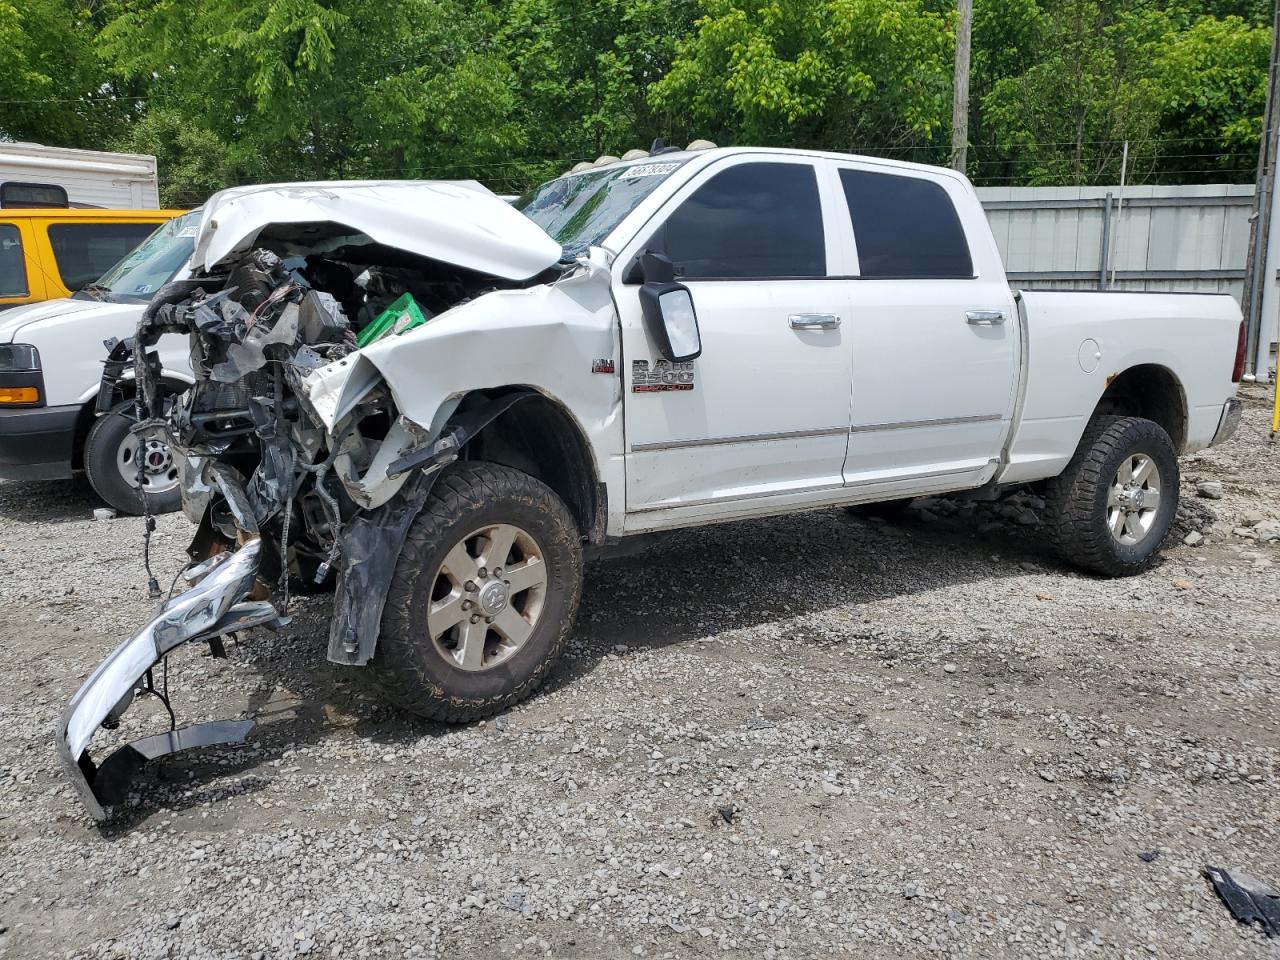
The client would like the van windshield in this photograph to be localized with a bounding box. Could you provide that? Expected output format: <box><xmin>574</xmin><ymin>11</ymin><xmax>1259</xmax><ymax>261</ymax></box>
<box><xmin>88</xmin><ymin>209</ymin><xmax>201</xmax><ymax>303</ymax></box>
<box><xmin>515</xmin><ymin>160</ymin><xmax>687</xmax><ymax>259</ymax></box>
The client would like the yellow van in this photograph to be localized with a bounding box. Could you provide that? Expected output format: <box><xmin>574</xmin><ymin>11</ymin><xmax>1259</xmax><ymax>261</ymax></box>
<box><xmin>0</xmin><ymin>208</ymin><xmax>186</xmax><ymax>308</ymax></box>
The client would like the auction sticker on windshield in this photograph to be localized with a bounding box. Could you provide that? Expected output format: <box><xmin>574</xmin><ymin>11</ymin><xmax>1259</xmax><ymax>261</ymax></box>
<box><xmin>619</xmin><ymin>162</ymin><xmax>682</xmax><ymax>180</ymax></box>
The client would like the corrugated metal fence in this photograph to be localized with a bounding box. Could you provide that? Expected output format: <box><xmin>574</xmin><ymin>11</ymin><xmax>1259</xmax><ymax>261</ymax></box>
<box><xmin>976</xmin><ymin>184</ymin><xmax>1254</xmax><ymax>299</ymax></box>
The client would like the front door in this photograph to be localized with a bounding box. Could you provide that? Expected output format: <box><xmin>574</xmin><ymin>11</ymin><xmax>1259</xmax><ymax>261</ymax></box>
<box><xmin>614</xmin><ymin>156</ymin><xmax>855</xmax><ymax>517</ymax></box>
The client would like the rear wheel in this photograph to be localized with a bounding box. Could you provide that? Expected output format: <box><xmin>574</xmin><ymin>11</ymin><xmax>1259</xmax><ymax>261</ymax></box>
<box><xmin>371</xmin><ymin>461</ymin><xmax>583</xmax><ymax>722</ymax></box>
<box><xmin>1044</xmin><ymin>415</ymin><xmax>1178</xmax><ymax>576</ymax></box>
<box><xmin>83</xmin><ymin>400</ymin><xmax>181</xmax><ymax>515</ymax></box>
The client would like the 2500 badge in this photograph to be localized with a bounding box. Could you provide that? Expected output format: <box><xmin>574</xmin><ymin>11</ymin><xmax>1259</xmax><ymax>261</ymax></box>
<box><xmin>632</xmin><ymin>359</ymin><xmax>696</xmax><ymax>393</ymax></box>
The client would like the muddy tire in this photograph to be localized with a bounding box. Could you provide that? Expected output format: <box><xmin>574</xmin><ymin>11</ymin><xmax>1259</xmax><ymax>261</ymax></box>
<box><xmin>1044</xmin><ymin>415</ymin><xmax>1178</xmax><ymax>577</ymax></box>
<box><xmin>371</xmin><ymin>461</ymin><xmax>583</xmax><ymax>722</ymax></box>
<box><xmin>84</xmin><ymin>401</ymin><xmax>181</xmax><ymax>515</ymax></box>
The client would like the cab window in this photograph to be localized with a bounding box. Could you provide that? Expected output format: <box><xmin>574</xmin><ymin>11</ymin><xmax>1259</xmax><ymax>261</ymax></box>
<box><xmin>46</xmin><ymin>222</ymin><xmax>158</xmax><ymax>292</ymax></box>
<box><xmin>839</xmin><ymin>169</ymin><xmax>973</xmax><ymax>278</ymax></box>
<box><xmin>649</xmin><ymin>162</ymin><xmax>826</xmax><ymax>279</ymax></box>
<box><xmin>0</xmin><ymin>224</ymin><xmax>27</xmax><ymax>297</ymax></box>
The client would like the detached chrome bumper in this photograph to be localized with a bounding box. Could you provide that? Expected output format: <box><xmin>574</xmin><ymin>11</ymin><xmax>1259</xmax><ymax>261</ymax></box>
<box><xmin>1212</xmin><ymin>396</ymin><xmax>1243</xmax><ymax>446</ymax></box>
<box><xmin>55</xmin><ymin>539</ymin><xmax>282</xmax><ymax>820</ymax></box>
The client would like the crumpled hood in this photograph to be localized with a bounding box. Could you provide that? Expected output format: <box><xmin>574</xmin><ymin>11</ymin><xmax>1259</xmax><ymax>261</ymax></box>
<box><xmin>193</xmin><ymin>180</ymin><xmax>562</xmax><ymax>281</ymax></box>
<box><xmin>0</xmin><ymin>297</ymin><xmax>114</xmax><ymax>344</ymax></box>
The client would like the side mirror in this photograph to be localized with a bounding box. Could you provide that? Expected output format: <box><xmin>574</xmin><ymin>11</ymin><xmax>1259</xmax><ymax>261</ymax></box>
<box><xmin>637</xmin><ymin>253</ymin><xmax>702</xmax><ymax>362</ymax></box>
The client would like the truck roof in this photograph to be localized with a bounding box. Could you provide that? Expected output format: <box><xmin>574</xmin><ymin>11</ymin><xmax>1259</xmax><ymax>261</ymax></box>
<box><xmin>565</xmin><ymin>145</ymin><xmax>971</xmax><ymax>184</ymax></box>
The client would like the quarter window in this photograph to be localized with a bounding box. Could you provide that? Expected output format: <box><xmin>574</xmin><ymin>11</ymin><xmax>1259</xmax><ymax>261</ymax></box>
<box><xmin>46</xmin><ymin>222</ymin><xmax>158</xmax><ymax>292</ymax></box>
<box><xmin>0</xmin><ymin>224</ymin><xmax>26</xmax><ymax>297</ymax></box>
<box><xmin>839</xmin><ymin>169</ymin><xmax>973</xmax><ymax>278</ymax></box>
<box><xmin>651</xmin><ymin>162</ymin><xmax>825</xmax><ymax>279</ymax></box>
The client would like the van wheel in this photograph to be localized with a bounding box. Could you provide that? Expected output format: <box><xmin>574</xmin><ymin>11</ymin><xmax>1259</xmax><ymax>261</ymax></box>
<box><xmin>1044</xmin><ymin>415</ymin><xmax>1178</xmax><ymax>577</ymax></box>
<box><xmin>372</xmin><ymin>461</ymin><xmax>583</xmax><ymax>723</ymax></box>
<box><xmin>83</xmin><ymin>401</ymin><xmax>182</xmax><ymax>515</ymax></box>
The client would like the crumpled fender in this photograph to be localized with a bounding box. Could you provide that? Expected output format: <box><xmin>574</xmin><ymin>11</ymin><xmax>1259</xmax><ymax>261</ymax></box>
<box><xmin>300</xmin><ymin>255</ymin><xmax>620</xmax><ymax>446</ymax></box>
<box><xmin>326</xmin><ymin>390</ymin><xmax>538</xmax><ymax>665</ymax></box>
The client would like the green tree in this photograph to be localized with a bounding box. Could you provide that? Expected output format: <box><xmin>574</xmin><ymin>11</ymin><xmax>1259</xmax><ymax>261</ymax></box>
<box><xmin>0</xmin><ymin>0</ymin><xmax>119</xmax><ymax>146</ymax></box>
<box><xmin>1148</xmin><ymin>15</ymin><xmax>1270</xmax><ymax>181</ymax></box>
<box><xmin>981</xmin><ymin>0</ymin><xmax>1167</xmax><ymax>185</ymax></box>
<box><xmin>650</xmin><ymin>0</ymin><xmax>954</xmax><ymax>152</ymax></box>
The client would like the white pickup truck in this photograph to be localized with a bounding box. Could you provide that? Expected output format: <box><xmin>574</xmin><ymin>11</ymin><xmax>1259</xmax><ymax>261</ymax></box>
<box><xmin>58</xmin><ymin>146</ymin><xmax>1245</xmax><ymax>820</ymax></box>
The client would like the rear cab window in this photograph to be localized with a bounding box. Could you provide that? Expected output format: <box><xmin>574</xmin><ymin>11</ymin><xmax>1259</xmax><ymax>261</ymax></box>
<box><xmin>46</xmin><ymin>222</ymin><xmax>159</xmax><ymax>293</ymax></box>
<box><xmin>647</xmin><ymin>161</ymin><xmax>826</xmax><ymax>279</ymax></box>
<box><xmin>838</xmin><ymin>168</ymin><xmax>973</xmax><ymax>279</ymax></box>
<box><xmin>0</xmin><ymin>224</ymin><xmax>28</xmax><ymax>298</ymax></box>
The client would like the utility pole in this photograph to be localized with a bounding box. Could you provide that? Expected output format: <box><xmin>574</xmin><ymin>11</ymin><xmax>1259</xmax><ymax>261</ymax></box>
<box><xmin>1242</xmin><ymin>0</ymin><xmax>1280</xmax><ymax>379</ymax></box>
<box><xmin>951</xmin><ymin>0</ymin><xmax>972</xmax><ymax>174</ymax></box>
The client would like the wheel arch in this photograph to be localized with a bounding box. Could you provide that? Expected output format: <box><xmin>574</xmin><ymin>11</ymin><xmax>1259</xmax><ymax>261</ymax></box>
<box><xmin>1088</xmin><ymin>363</ymin><xmax>1188</xmax><ymax>453</ymax></box>
<box><xmin>452</xmin><ymin>386</ymin><xmax>607</xmax><ymax>544</ymax></box>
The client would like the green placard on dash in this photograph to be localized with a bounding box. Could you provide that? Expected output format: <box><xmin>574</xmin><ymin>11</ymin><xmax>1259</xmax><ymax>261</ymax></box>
<box><xmin>356</xmin><ymin>293</ymin><xmax>429</xmax><ymax>348</ymax></box>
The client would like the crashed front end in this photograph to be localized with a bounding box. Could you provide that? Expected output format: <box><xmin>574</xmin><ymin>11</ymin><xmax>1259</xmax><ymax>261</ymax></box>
<box><xmin>55</xmin><ymin>181</ymin><xmax>566</xmax><ymax>820</ymax></box>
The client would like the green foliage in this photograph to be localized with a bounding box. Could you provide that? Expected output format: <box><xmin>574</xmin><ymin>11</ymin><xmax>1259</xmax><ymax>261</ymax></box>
<box><xmin>3</xmin><ymin>0</ymin><xmax>1275</xmax><ymax>196</ymax></box>
<box><xmin>650</xmin><ymin>0</ymin><xmax>953</xmax><ymax>149</ymax></box>
<box><xmin>0</xmin><ymin>0</ymin><xmax>118</xmax><ymax>146</ymax></box>
<box><xmin>1149</xmin><ymin>14</ymin><xmax>1271</xmax><ymax>178</ymax></box>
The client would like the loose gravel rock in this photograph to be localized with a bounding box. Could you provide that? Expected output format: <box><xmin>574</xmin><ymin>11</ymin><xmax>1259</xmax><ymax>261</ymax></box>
<box><xmin>1</xmin><ymin>386</ymin><xmax>1278</xmax><ymax>959</ymax></box>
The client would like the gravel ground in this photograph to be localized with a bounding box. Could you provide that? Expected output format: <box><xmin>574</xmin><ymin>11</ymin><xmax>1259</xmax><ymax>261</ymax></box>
<box><xmin>1</xmin><ymin>386</ymin><xmax>1278</xmax><ymax>960</ymax></box>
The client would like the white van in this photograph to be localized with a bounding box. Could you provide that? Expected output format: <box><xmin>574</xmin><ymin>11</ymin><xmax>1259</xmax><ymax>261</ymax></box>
<box><xmin>0</xmin><ymin>210</ymin><xmax>199</xmax><ymax>512</ymax></box>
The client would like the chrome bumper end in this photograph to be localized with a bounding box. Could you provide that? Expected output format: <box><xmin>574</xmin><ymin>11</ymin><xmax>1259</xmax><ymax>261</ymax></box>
<box><xmin>55</xmin><ymin>540</ymin><xmax>282</xmax><ymax>821</ymax></box>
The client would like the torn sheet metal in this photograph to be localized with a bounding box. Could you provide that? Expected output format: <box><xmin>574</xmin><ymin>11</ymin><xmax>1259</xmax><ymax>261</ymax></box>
<box><xmin>1206</xmin><ymin>866</ymin><xmax>1280</xmax><ymax>937</ymax></box>
<box><xmin>61</xmin><ymin>184</ymin><xmax>628</xmax><ymax>822</ymax></box>
<box><xmin>55</xmin><ymin>539</ymin><xmax>279</xmax><ymax>820</ymax></box>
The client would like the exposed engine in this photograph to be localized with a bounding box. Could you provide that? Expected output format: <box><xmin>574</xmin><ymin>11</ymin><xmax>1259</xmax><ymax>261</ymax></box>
<box><xmin>99</xmin><ymin>242</ymin><xmax>518</xmax><ymax>608</ymax></box>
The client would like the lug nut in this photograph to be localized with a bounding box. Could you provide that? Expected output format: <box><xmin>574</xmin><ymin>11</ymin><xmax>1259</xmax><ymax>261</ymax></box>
<box><xmin>493</xmin><ymin>567</ymin><xmax>503</xmax><ymax>577</ymax></box>
<box><xmin>461</xmin><ymin>599</ymin><xmax>473</xmax><ymax>610</ymax></box>
<box><xmin>486</xmin><ymin>617</ymin><xmax>494</xmax><ymax>624</ymax></box>
<box><xmin>465</xmin><ymin>581</ymin><xmax>477</xmax><ymax>592</ymax></box>
<box><xmin>470</xmin><ymin>615</ymin><xmax>481</xmax><ymax>624</ymax></box>
<box><xmin>478</xmin><ymin>567</ymin><xmax>488</xmax><ymax>578</ymax></box>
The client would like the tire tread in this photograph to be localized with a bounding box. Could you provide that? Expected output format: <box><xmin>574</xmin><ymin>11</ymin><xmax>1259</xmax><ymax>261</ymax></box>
<box><xmin>371</xmin><ymin>461</ymin><xmax>582</xmax><ymax>723</ymax></box>
<box><xmin>1044</xmin><ymin>415</ymin><xmax>1177</xmax><ymax>577</ymax></box>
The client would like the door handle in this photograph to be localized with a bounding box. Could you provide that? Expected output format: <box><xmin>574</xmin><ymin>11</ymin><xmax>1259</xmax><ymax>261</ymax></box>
<box><xmin>966</xmin><ymin>310</ymin><xmax>1006</xmax><ymax>326</ymax></box>
<box><xmin>789</xmin><ymin>313</ymin><xmax>841</xmax><ymax>330</ymax></box>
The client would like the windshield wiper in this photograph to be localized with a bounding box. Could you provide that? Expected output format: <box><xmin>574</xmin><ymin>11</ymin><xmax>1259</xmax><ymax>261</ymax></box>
<box><xmin>76</xmin><ymin>283</ymin><xmax>112</xmax><ymax>301</ymax></box>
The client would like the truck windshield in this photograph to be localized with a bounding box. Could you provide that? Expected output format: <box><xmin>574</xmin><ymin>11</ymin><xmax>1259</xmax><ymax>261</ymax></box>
<box><xmin>515</xmin><ymin>160</ymin><xmax>688</xmax><ymax>259</ymax></box>
<box><xmin>88</xmin><ymin>209</ymin><xmax>201</xmax><ymax>303</ymax></box>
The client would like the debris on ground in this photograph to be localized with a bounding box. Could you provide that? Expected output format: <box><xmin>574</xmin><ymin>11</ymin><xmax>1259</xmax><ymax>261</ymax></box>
<box><xmin>1205</xmin><ymin>866</ymin><xmax>1280</xmax><ymax>938</ymax></box>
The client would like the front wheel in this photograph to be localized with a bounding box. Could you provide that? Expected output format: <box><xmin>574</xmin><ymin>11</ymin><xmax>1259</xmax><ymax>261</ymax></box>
<box><xmin>83</xmin><ymin>400</ymin><xmax>182</xmax><ymax>515</ymax></box>
<box><xmin>1044</xmin><ymin>415</ymin><xmax>1178</xmax><ymax>577</ymax></box>
<box><xmin>371</xmin><ymin>461</ymin><xmax>583</xmax><ymax>722</ymax></box>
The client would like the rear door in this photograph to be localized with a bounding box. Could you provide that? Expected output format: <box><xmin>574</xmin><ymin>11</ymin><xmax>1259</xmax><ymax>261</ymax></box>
<box><xmin>614</xmin><ymin>155</ymin><xmax>855</xmax><ymax>516</ymax></box>
<box><xmin>830</xmin><ymin>162</ymin><xmax>1019</xmax><ymax>487</ymax></box>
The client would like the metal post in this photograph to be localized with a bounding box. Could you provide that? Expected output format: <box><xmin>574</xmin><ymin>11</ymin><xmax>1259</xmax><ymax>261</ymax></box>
<box><xmin>1099</xmin><ymin>192</ymin><xmax>1113</xmax><ymax>289</ymax></box>
<box><xmin>1255</xmin><ymin>148</ymin><xmax>1280</xmax><ymax>380</ymax></box>
<box><xmin>1243</xmin><ymin>0</ymin><xmax>1280</xmax><ymax>379</ymax></box>
<box><xmin>1109</xmin><ymin>141</ymin><xmax>1128</xmax><ymax>289</ymax></box>
<box><xmin>950</xmin><ymin>0</ymin><xmax>972</xmax><ymax>173</ymax></box>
